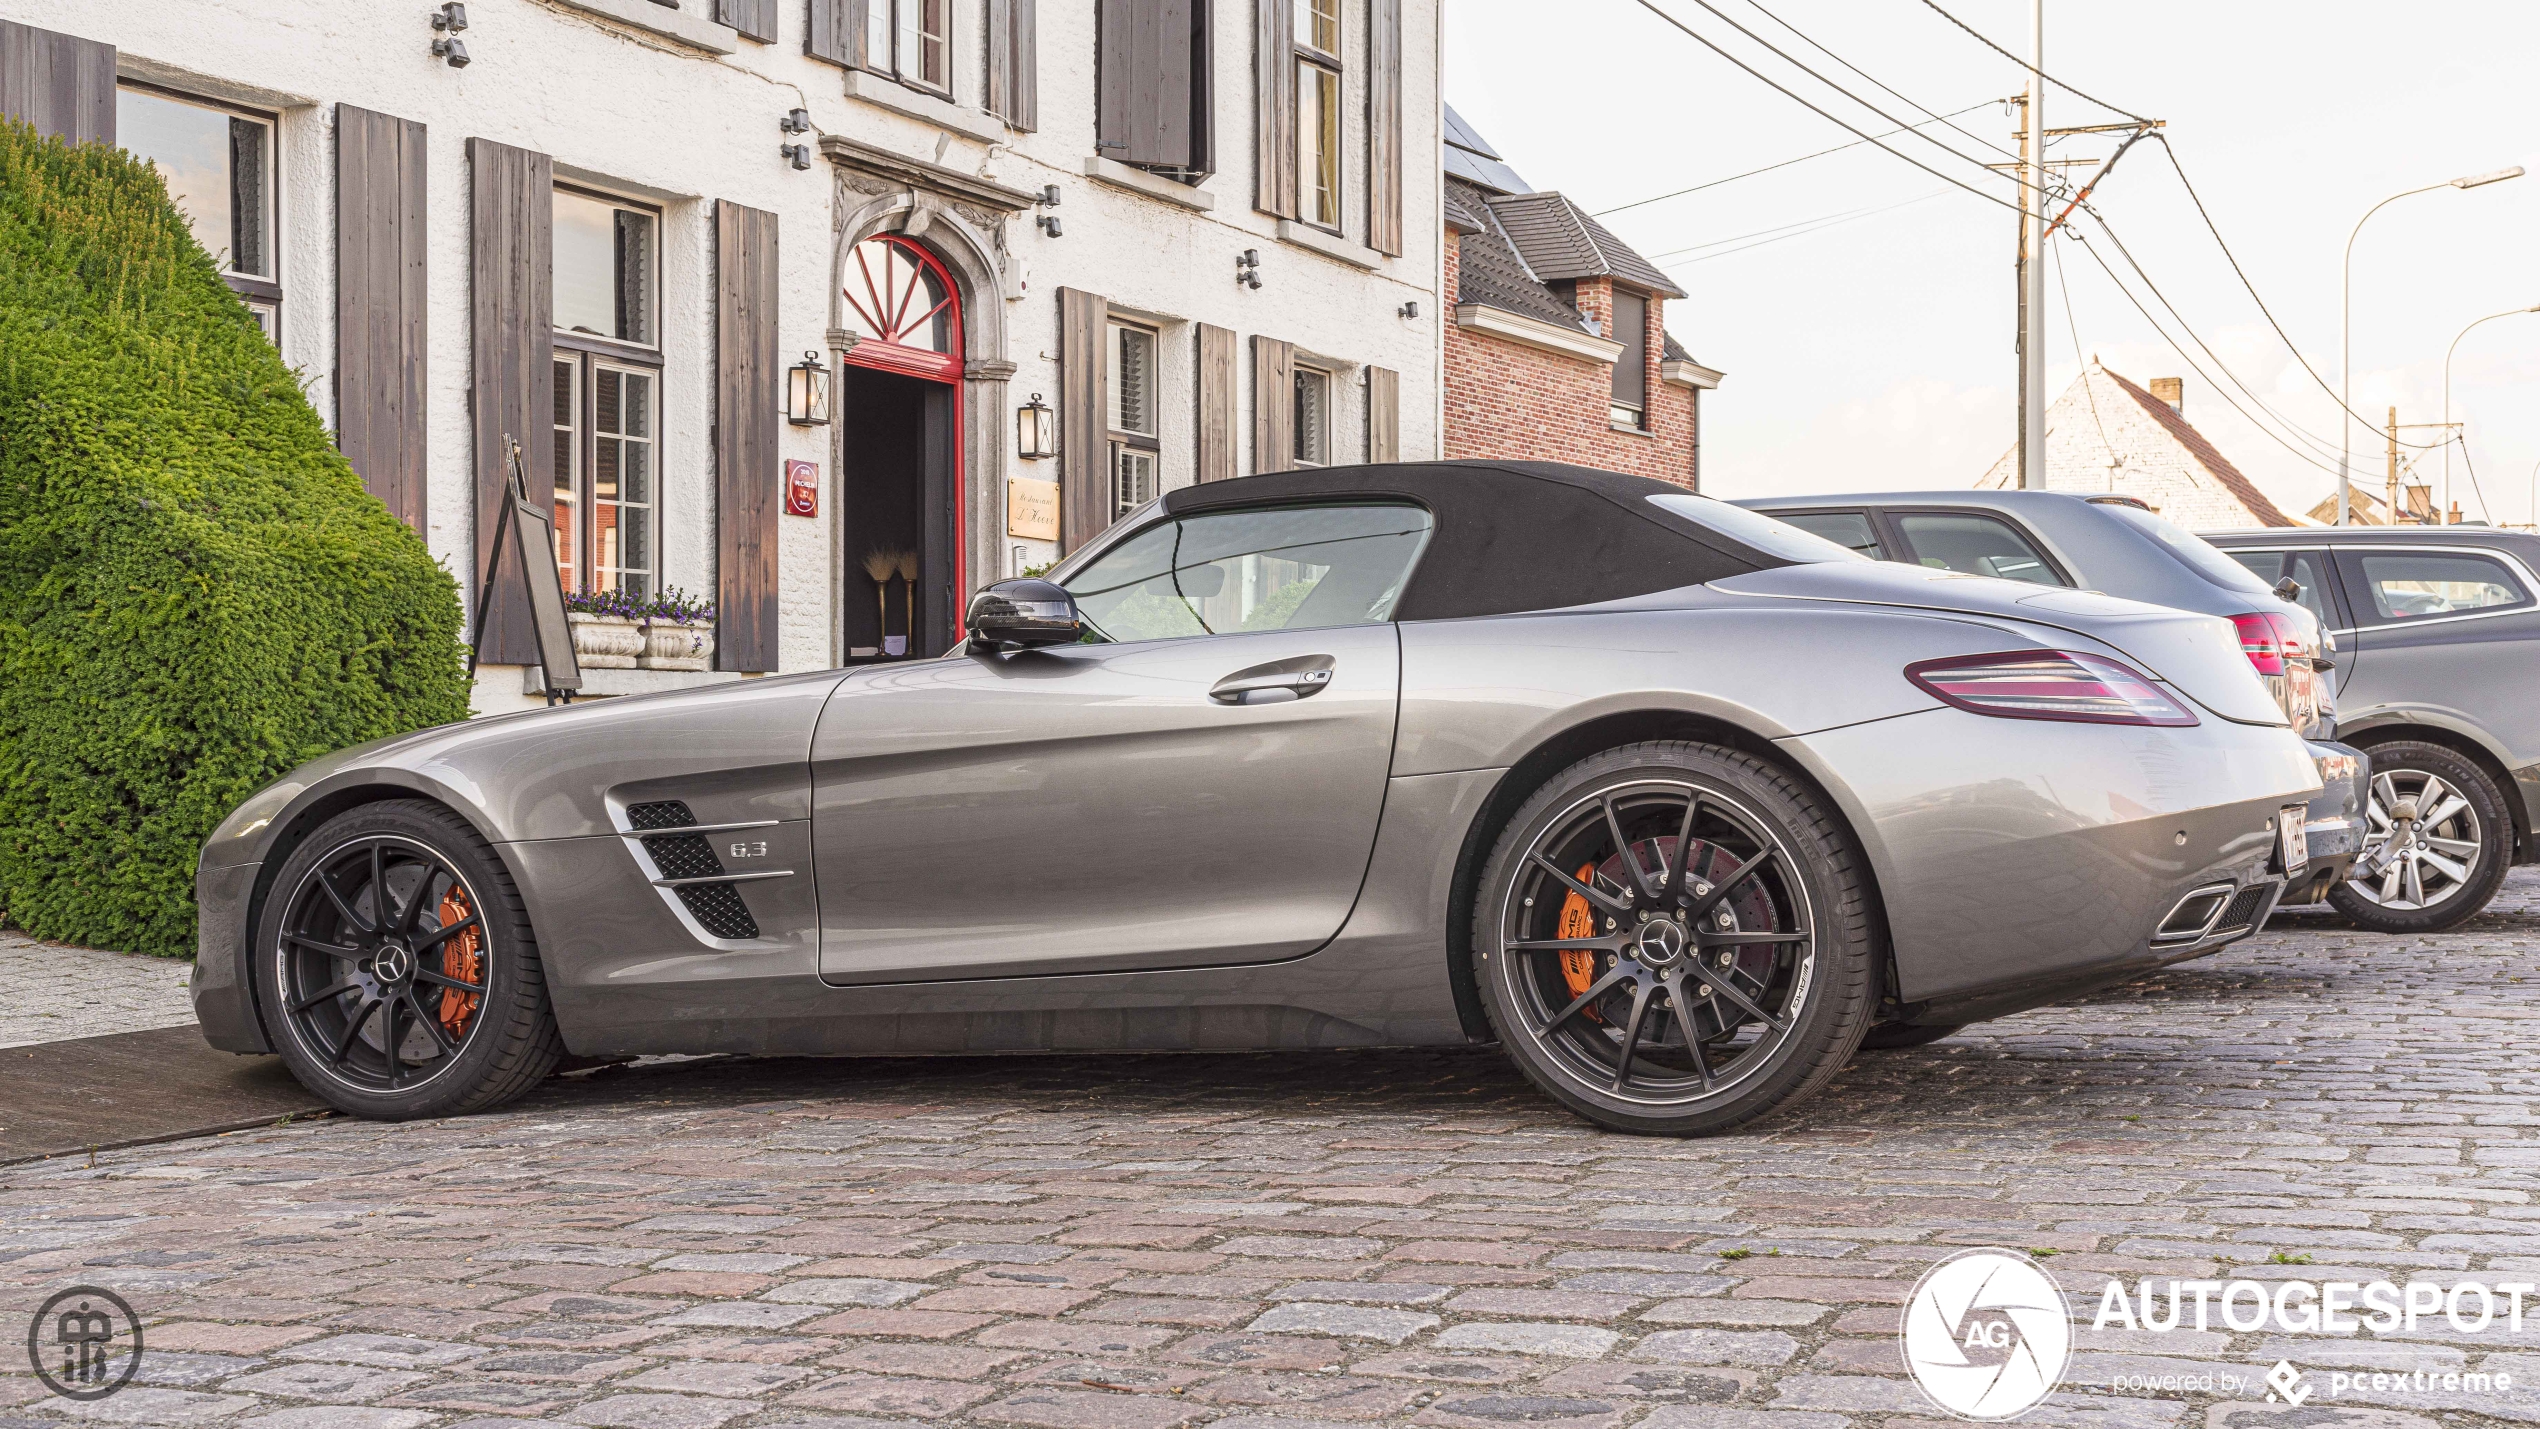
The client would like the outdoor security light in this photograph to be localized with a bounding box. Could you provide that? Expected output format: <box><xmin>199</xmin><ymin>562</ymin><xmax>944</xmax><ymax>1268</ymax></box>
<box><xmin>786</xmin><ymin>351</ymin><xmax>831</xmax><ymax>427</ymax></box>
<box><xmin>1017</xmin><ymin>393</ymin><xmax>1054</xmax><ymax>460</ymax></box>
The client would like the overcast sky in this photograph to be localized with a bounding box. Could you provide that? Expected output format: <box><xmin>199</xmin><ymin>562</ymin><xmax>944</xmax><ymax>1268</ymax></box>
<box><xmin>1447</xmin><ymin>0</ymin><xmax>2540</xmax><ymax>525</ymax></box>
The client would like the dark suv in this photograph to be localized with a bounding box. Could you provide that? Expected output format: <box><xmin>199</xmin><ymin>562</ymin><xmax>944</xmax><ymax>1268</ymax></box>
<box><xmin>2204</xmin><ymin>526</ymin><xmax>2540</xmax><ymax>931</ymax></box>
<box><xmin>1737</xmin><ymin>491</ymin><xmax>2365</xmax><ymax>907</ymax></box>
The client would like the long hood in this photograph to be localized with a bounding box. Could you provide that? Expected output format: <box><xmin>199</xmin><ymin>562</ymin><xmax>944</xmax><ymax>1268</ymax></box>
<box><xmin>1709</xmin><ymin>561</ymin><xmax>2285</xmax><ymax>727</ymax></box>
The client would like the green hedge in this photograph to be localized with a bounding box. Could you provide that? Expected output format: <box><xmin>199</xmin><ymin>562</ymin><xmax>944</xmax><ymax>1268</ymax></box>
<box><xmin>0</xmin><ymin>119</ymin><xmax>471</xmax><ymax>958</ymax></box>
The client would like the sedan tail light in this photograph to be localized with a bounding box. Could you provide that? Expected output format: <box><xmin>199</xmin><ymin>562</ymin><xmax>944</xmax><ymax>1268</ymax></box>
<box><xmin>1906</xmin><ymin>650</ymin><xmax>2200</xmax><ymax>727</ymax></box>
<box><xmin>2233</xmin><ymin>611</ymin><xmax>2319</xmax><ymax>730</ymax></box>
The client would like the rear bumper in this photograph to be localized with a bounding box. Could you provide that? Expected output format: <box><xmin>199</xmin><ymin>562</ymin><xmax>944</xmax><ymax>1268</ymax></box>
<box><xmin>1786</xmin><ymin>706</ymin><xmax>2319</xmax><ymax>1022</ymax></box>
<box><xmin>2286</xmin><ymin>740</ymin><xmax>2368</xmax><ymax>903</ymax></box>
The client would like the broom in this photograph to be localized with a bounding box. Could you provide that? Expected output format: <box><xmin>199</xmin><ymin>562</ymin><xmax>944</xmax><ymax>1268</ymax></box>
<box><xmin>860</xmin><ymin>549</ymin><xmax>898</xmax><ymax>653</ymax></box>
<box><xmin>893</xmin><ymin>550</ymin><xmax>919</xmax><ymax>649</ymax></box>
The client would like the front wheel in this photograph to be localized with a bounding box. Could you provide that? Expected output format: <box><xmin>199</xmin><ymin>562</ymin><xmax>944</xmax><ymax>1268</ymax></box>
<box><xmin>1471</xmin><ymin>742</ymin><xmax>1876</xmax><ymax>1137</ymax></box>
<box><xmin>2326</xmin><ymin>742</ymin><xmax>2511</xmax><ymax>934</ymax></box>
<box><xmin>253</xmin><ymin>800</ymin><xmax>564</xmax><ymax>1120</ymax></box>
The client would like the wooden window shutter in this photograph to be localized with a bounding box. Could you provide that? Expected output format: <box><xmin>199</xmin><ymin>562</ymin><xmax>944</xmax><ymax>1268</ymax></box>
<box><xmin>1058</xmin><ymin>287</ymin><xmax>1109</xmax><ymax>552</ymax></box>
<box><xmin>1099</xmin><ymin>0</ymin><xmax>1194</xmax><ymax>169</ymax></box>
<box><xmin>1366</xmin><ymin>366</ymin><xmax>1399</xmax><ymax>464</ymax></box>
<box><xmin>0</xmin><ymin>20</ymin><xmax>114</xmax><ymax>145</ymax></box>
<box><xmin>336</xmin><ymin>105</ymin><xmax>429</xmax><ymax>534</ymax></box>
<box><xmin>987</xmin><ymin>0</ymin><xmax>1038</xmax><ymax>131</ymax></box>
<box><xmin>715</xmin><ymin>201</ymin><xmax>782</xmax><ymax>673</ymax></box>
<box><xmin>1251</xmin><ymin>335</ymin><xmax>1295</xmax><ymax>473</ymax></box>
<box><xmin>467</xmin><ymin>138</ymin><xmax>556</xmax><ymax>668</ymax></box>
<box><xmin>1196</xmin><ymin>323</ymin><xmax>1238</xmax><ymax>483</ymax></box>
<box><xmin>1366</xmin><ymin>0</ymin><xmax>1402</xmax><ymax>255</ymax></box>
<box><xmin>1253</xmin><ymin>0</ymin><xmax>1296</xmax><ymax>216</ymax></box>
<box><xmin>805</xmin><ymin>0</ymin><xmax>868</xmax><ymax>67</ymax></box>
<box><xmin>717</xmin><ymin>0</ymin><xmax>778</xmax><ymax>42</ymax></box>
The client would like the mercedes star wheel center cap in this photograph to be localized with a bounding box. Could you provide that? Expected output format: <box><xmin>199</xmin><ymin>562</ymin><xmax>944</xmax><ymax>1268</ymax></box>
<box><xmin>1635</xmin><ymin>918</ymin><xmax>1688</xmax><ymax>966</ymax></box>
<box><xmin>374</xmin><ymin>943</ymin><xmax>414</xmax><ymax>985</ymax></box>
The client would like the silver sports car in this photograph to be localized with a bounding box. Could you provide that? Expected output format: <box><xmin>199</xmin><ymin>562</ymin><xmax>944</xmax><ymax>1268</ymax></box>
<box><xmin>194</xmin><ymin>462</ymin><xmax>2324</xmax><ymax>1135</ymax></box>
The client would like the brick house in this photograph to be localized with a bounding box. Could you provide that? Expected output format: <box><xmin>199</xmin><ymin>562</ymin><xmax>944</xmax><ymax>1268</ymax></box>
<box><xmin>1441</xmin><ymin>107</ymin><xmax>1719</xmax><ymax>485</ymax></box>
<box><xmin>1977</xmin><ymin>363</ymin><xmax>2295</xmax><ymax>528</ymax></box>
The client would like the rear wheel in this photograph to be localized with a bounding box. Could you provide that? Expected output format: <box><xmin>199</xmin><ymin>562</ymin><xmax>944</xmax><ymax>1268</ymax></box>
<box><xmin>2327</xmin><ymin>742</ymin><xmax>2511</xmax><ymax>934</ymax></box>
<box><xmin>253</xmin><ymin>800</ymin><xmax>563</xmax><ymax>1120</ymax></box>
<box><xmin>1472</xmin><ymin>742</ymin><xmax>1876</xmax><ymax>1136</ymax></box>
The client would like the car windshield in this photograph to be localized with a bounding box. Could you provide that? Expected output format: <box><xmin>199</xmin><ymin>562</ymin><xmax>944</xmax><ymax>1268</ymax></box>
<box><xmin>1645</xmin><ymin>493</ymin><xmax>1866</xmax><ymax>564</ymax></box>
<box><xmin>2101</xmin><ymin>504</ymin><xmax>2274</xmax><ymax>594</ymax></box>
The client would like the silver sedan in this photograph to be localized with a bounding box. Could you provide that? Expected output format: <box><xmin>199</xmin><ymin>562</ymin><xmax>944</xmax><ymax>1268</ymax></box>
<box><xmin>194</xmin><ymin>462</ymin><xmax>2324</xmax><ymax>1136</ymax></box>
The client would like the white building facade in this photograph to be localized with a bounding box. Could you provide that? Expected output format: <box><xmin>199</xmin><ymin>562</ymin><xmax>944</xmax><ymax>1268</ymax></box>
<box><xmin>0</xmin><ymin>0</ymin><xmax>1443</xmax><ymax>710</ymax></box>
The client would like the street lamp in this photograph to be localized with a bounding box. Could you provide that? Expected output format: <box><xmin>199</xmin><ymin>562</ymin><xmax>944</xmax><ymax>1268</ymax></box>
<box><xmin>2338</xmin><ymin>165</ymin><xmax>2525</xmax><ymax>524</ymax></box>
<box><xmin>2441</xmin><ymin>302</ymin><xmax>2540</xmax><ymax>522</ymax></box>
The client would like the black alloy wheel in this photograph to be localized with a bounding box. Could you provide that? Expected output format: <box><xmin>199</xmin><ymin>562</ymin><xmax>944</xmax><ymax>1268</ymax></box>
<box><xmin>255</xmin><ymin>800</ymin><xmax>562</xmax><ymax>1119</ymax></box>
<box><xmin>2327</xmin><ymin>740</ymin><xmax>2512</xmax><ymax>934</ymax></box>
<box><xmin>1474</xmin><ymin>742</ymin><xmax>1876</xmax><ymax>1136</ymax></box>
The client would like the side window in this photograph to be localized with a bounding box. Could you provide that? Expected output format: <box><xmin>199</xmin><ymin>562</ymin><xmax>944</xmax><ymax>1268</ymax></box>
<box><xmin>1063</xmin><ymin>504</ymin><xmax>1434</xmax><ymax>644</ymax></box>
<box><xmin>2340</xmin><ymin>550</ymin><xmax>2533</xmax><ymax>624</ymax></box>
<box><xmin>1891</xmin><ymin>513</ymin><xmax>2068</xmax><ymax>587</ymax></box>
<box><xmin>2225</xmin><ymin>549</ymin><xmax>2283</xmax><ymax>585</ymax></box>
<box><xmin>2284</xmin><ymin>551</ymin><xmax>2337</xmax><ymax>630</ymax></box>
<box><xmin>1777</xmin><ymin>510</ymin><xmax>1883</xmax><ymax>560</ymax></box>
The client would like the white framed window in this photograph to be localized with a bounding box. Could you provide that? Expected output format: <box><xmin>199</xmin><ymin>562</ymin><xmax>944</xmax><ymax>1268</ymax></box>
<box><xmin>1609</xmin><ymin>288</ymin><xmax>1649</xmax><ymax>430</ymax></box>
<box><xmin>1109</xmin><ymin>320</ymin><xmax>1160</xmax><ymax>518</ymax></box>
<box><xmin>1294</xmin><ymin>0</ymin><xmax>1342</xmax><ymax>230</ymax></box>
<box><xmin>553</xmin><ymin>186</ymin><xmax>662</xmax><ymax>601</ymax></box>
<box><xmin>868</xmin><ymin>0</ymin><xmax>951</xmax><ymax>96</ymax></box>
<box><xmin>1293</xmin><ymin>364</ymin><xmax>1332</xmax><ymax>467</ymax></box>
<box><xmin>116</xmin><ymin>83</ymin><xmax>280</xmax><ymax>338</ymax></box>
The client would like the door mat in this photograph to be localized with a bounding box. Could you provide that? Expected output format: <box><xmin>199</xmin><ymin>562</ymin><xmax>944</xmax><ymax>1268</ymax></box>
<box><xmin>0</xmin><ymin>1025</ymin><xmax>325</xmax><ymax>1166</ymax></box>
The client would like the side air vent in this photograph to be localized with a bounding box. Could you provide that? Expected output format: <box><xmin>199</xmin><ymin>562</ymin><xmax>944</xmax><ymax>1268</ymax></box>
<box><xmin>626</xmin><ymin>800</ymin><xmax>697</xmax><ymax>830</ymax></box>
<box><xmin>676</xmin><ymin>882</ymin><xmax>760</xmax><ymax>939</ymax></box>
<box><xmin>644</xmin><ymin>833</ymin><xmax>725</xmax><ymax>881</ymax></box>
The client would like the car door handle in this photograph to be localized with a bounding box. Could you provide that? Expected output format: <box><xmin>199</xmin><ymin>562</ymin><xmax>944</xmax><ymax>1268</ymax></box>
<box><xmin>1209</xmin><ymin>657</ymin><xmax>1336</xmax><ymax>704</ymax></box>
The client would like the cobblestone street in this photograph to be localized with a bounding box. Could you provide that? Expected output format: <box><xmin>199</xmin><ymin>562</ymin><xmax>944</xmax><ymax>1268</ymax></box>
<box><xmin>3</xmin><ymin>873</ymin><xmax>2535</xmax><ymax>1429</ymax></box>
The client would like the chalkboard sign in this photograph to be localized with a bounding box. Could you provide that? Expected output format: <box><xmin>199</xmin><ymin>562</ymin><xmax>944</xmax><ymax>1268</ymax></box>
<box><xmin>469</xmin><ymin>436</ymin><xmax>583</xmax><ymax>698</ymax></box>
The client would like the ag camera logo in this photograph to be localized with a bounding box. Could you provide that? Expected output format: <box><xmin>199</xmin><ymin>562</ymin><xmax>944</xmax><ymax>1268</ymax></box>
<box><xmin>1902</xmin><ymin>1248</ymin><xmax>2071</xmax><ymax>1420</ymax></box>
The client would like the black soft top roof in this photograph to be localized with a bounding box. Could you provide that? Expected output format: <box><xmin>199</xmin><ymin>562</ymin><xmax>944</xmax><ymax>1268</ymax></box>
<box><xmin>1159</xmin><ymin>460</ymin><xmax>1790</xmax><ymax>621</ymax></box>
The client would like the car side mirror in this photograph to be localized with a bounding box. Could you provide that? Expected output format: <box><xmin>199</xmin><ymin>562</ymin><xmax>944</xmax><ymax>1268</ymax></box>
<box><xmin>966</xmin><ymin>578</ymin><xmax>1082</xmax><ymax>653</ymax></box>
<box><xmin>2274</xmin><ymin>576</ymin><xmax>2302</xmax><ymax>605</ymax></box>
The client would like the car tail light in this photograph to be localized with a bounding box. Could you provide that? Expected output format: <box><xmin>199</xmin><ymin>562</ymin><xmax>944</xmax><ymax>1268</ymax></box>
<box><xmin>2233</xmin><ymin>611</ymin><xmax>2318</xmax><ymax>729</ymax></box>
<box><xmin>1905</xmin><ymin>650</ymin><xmax>2199</xmax><ymax>727</ymax></box>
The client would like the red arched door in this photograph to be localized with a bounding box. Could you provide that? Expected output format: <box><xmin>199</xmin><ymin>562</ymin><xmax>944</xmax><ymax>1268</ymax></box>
<box><xmin>836</xmin><ymin>235</ymin><xmax>966</xmax><ymax>656</ymax></box>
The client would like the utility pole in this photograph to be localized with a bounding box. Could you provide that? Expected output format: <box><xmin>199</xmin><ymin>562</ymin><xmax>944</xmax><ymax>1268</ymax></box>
<box><xmin>2018</xmin><ymin>0</ymin><xmax>2046</xmax><ymax>489</ymax></box>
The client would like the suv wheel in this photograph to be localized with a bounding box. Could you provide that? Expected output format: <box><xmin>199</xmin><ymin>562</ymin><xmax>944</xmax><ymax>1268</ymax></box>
<box><xmin>1471</xmin><ymin>741</ymin><xmax>1876</xmax><ymax>1136</ymax></box>
<box><xmin>2327</xmin><ymin>741</ymin><xmax>2511</xmax><ymax>934</ymax></box>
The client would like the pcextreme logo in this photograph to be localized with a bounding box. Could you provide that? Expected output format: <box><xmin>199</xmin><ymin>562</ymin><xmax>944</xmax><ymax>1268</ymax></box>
<box><xmin>1902</xmin><ymin>1248</ymin><xmax>2072</xmax><ymax>1420</ymax></box>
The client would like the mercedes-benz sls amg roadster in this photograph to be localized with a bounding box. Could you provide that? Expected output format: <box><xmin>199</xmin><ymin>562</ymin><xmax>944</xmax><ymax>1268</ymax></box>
<box><xmin>195</xmin><ymin>462</ymin><xmax>2324</xmax><ymax>1135</ymax></box>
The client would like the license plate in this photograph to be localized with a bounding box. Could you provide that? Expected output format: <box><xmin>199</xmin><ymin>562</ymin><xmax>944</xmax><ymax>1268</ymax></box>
<box><xmin>2279</xmin><ymin>805</ymin><xmax>2309</xmax><ymax>875</ymax></box>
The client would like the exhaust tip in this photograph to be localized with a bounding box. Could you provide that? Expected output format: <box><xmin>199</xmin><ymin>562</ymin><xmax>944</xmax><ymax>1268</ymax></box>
<box><xmin>2155</xmin><ymin>884</ymin><xmax>2234</xmax><ymax>941</ymax></box>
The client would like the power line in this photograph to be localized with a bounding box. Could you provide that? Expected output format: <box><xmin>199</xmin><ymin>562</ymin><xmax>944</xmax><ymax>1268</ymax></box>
<box><xmin>2454</xmin><ymin>433</ymin><xmax>2494</xmax><ymax>521</ymax></box>
<box><xmin>2051</xmin><ymin>237</ymin><xmax>2125</xmax><ymax>485</ymax></box>
<box><xmin>1733</xmin><ymin>0</ymin><xmax>2026</xmax><ymax>169</ymax></box>
<box><xmin>1592</xmin><ymin>102</ymin><xmax>1995</xmax><ymax>217</ymax></box>
<box><xmin>2065</xmin><ymin>223</ymin><xmax>2357</xmax><ymax>480</ymax></box>
<box><xmin>1644</xmin><ymin>191</ymin><xmax>1945</xmax><ymax>261</ymax></box>
<box><xmin>1647</xmin><ymin>0</ymin><xmax>2062</xmax><ymax>202</ymax></box>
<box><xmin>1625</xmin><ymin>0</ymin><xmax>2030</xmax><ymax>217</ymax></box>
<box><xmin>1914</xmin><ymin>0</ymin><xmax>2150</xmax><ymax>123</ymax></box>
<box><xmin>1662</xmin><ymin>192</ymin><xmax>1952</xmax><ymax>265</ymax></box>
<box><xmin>2148</xmin><ymin>134</ymin><xmax>2446</xmax><ymax>449</ymax></box>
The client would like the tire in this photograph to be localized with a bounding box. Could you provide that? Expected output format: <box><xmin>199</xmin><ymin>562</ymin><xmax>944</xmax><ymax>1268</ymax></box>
<box><xmin>252</xmin><ymin>800</ymin><xmax>564</xmax><ymax>1120</ymax></box>
<box><xmin>1858</xmin><ymin>1021</ymin><xmax>1965</xmax><ymax>1051</ymax></box>
<box><xmin>2326</xmin><ymin>741</ymin><xmax>2512</xmax><ymax>935</ymax></box>
<box><xmin>1471</xmin><ymin>741</ymin><xmax>1877</xmax><ymax>1137</ymax></box>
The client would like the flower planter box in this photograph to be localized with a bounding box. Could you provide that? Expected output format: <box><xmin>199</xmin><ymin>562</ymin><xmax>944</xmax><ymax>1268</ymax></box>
<box><xmin>566</xmin><ymin>612</ymin><xmax>644</xmax><ymax>668</ymax></box>
<box><xmin>639</xmin><ymin>621</ymin><xmax>715</xmax><ymax>672</ymax></box>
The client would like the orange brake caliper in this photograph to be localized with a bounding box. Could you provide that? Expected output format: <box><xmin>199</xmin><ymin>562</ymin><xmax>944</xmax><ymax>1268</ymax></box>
<box><xmin>436</xmin><ymin>886</ymin><xmax>484</xmax><ymax>1038</ymax></box>
<box><xmin>1556</xmin><ymin>862</ymin><xmax>1603</xmax><ymax>1020</ymax></box>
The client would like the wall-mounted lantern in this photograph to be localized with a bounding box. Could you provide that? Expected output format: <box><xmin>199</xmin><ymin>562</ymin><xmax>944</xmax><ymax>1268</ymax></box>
<box><xmin>1016</xmin><ymin>393</ymin><xmax>1054</xmax><ymax>460</ymax></box>
<box><xmin>431</xmin><ymin>3</ymin><xmax>470</xmax><ymax>66</ymax></box>
<box><xmin>786</xmin><ymin>350</ymin><xmax>832</xmax><ymax>426</ymax></box>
